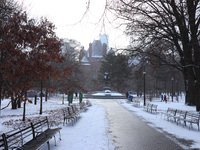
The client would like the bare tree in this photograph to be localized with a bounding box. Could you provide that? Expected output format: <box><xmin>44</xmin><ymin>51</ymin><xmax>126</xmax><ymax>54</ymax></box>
<box><xmin>52</xmin><ymin>39</ymin><xmax>85</xmax><ymax>101</ymax></box>
<box><xmin>108</xmin><ymin>0</ymin><xmax>200</xmax><ymax>110</ymax></box>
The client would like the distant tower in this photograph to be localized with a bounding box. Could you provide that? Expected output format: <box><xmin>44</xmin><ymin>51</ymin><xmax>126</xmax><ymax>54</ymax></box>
<box><xmin>99</xmin><ymin>34</ymin><xmax>109</xmax><ymax>52</ymax></box>
<box><xmin>89</xmin><ymin>43</ymin><xmax>92</xmax><ymax>59</ymax></box>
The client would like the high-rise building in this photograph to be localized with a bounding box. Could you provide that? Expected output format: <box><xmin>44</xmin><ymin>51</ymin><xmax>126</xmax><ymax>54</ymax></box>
<box><xmin>79</xmin><ymin>34</ymin><xmax>109</xmax><ymax>91</ymax></box>
<box><xmin>99</xmin><ymin>34</ymin><xmax>109</xmax><ymax>51</ymax></box>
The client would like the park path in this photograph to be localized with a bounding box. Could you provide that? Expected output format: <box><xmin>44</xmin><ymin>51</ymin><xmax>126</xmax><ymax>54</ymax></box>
<box><xmin>98</xmin><ymin>99</ymin><xmax>184</xmax><ymax>150</ymax></box>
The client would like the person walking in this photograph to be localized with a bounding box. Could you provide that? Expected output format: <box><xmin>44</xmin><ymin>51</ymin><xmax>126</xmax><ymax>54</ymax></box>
<box><xmin>164</xmin><ymin>95</ymin><xmax>167</xmax><ymax>103</ymax></box>
<box><xmin>126</xmin><ymin>92</ymin><xmax>129</xmax><ymax>99</ymax></box>
<box><xmin>161</xmin><ymin>94</ymin><xmax>163</xmax><ymax>102</ymax></box>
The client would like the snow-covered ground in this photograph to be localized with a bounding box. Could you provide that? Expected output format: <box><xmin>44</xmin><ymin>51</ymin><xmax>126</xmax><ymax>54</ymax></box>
<box><xmin>92</xmin><ymin>91</ymin><xmax>123</xmax><ymax>96</ymax></box>
<box><xmin>0</xmin><ymin>93</ymin><xmax>200</xmax><ymax>150</ymax></box>
<box><xmin>121</xmin><ymin>97</ymin><xmax>200</xmax><ymax>149</ymax></box>
<box><xmin>0</xmin><ymin>96</ymin><xmax>114</xmax><ymax>150</ymax></box>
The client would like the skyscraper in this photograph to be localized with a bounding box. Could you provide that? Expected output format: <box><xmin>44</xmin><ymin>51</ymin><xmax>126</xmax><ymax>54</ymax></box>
<box><xmin>99</xmin><ymin>34</ymin><xmax>109</xmax><ymax>51</ymax></box>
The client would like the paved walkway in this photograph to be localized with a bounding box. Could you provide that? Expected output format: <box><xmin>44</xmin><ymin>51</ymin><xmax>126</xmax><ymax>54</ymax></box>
<box><xmin>98</xmin><ymin>99</ymin><xmax>184</xmax><ymax>150</ymax></box>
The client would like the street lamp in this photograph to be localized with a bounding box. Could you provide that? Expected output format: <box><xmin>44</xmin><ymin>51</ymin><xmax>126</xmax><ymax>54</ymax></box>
<box><xmin>104</xmin><ymin>72</ymin><xmax>110</xmax><ymax>86</ymax></box>
<box><xmin>171</xmin><ymin>77</ymin><xmax>174</xmax><ymax>102</ymax></box>
<box><xmin>176</xmin><ymin>79</ymin><xmax>179</xmax><ymax>102</ymax></box>
<box><xmin>143</xmin><ymin>71</ymin><xmax>146</xmax><ymax>106</ymax></box>
<box><xmin>104</xmin><ymin>72</ymin><xmax>110</xmax><ymax>90</ymax></box>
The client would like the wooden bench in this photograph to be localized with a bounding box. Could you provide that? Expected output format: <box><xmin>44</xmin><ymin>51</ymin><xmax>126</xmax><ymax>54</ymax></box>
<box><xmin>151</xmin><ymin>104</ymin><xmax>158</xmax><ymax>113</ymax></box>
<box><xmin>79</xmin><ymin>101</ymin><xmax>91</xmax><ymax>112</ymax></box>
<box><xmin>163</xmin><ymin>108</ymin><xmax>200</xmax><ymax>130</ymax></box>
<box><xmin>0</xmin><ymin>117</ymin><xmax>61</xmax><ymax>150</ymax></box>
<box><xmin>79</xmin><ymin>102</ymin><xmax>87</xmax><ymax>112</ymax></box>
<box><xmin>132</xmin><ymin>100</ymin><xmax>140</xmax><ymax>107</ymax></box>
<box><xmin>71</xmin><ymin>105</ymin><xmax>81</xmax><ymax>118</ymax></box>
<box><xmin>164</xmin><ymin>108</ymin><xmax>177</xmax><ymax>121</ymax></box>
<box><xmin>62</xmin><ymin>106</ymin><xmax>78</xmax><ymax>125</ymax></box>
<box><xmin>62</xmin><ymin>107</ymin><xmax>76</xmax><ymax>125</ymax></box>
<box><xmin>68</xmin><ymin>106</ymin><xmax>80</xmax><ymax>122</ymax></box>
<box><xmin>144</xmin><ymin>103</ymin><xmax>151</xmax><ymax>112</ymax></box>
<box><xmin>85</xmin><ymin>100</ymin><xmax>92</xmax><ymax>107</ymax></box>
<box><xmin>174</xmin><ymin>109</ymin><xmax>187</xmax><ymax>124</ymax></box>
<box><xmin>181</xmin><ymin>112</ymin><xmax>200</xmax><ymax>130</ymax></box>
<box><xmin>144</xmin><ymin>103</ymin><xmax>158</xmax><ymax>114</ymax></box>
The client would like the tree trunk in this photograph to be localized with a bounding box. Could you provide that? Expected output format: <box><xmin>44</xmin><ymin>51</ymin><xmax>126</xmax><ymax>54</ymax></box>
<box><xmin>0</xmin><ymin>50</ymin><xmax>4</xmax><ymax>110</ymax></box>
<box><xmin>62</xmin><ymin>94</ymin><xmax>64</xmax><ymax>104</ymax></box>
<box><xmin>22</xmin><ymin>92</ymin><xmax>27</xmax><ymax>121</ymax></box>
<box><xmin>0</xmin><ymin>79</ymin><xmax>2</xmax><ymax>109</ymax></box>
<box><xmin>183</xmin><ymin>68</ymin><xmax>196</xmax><ymax>105</ymax></box>
<box><xmin>185</xmin><ymin>74</ymin><xmax>196</xmax><ymax>106</ymax></box>
<box><xmin>195</xmin><ymin>67</ymin><xmax>200</xmax><ymax>111</ymax></box>
<box><xmin>45</xmin><ymin>89</ymin><xmax>48</xmax><ymax>102</ymax></box>
<box><xmin>11</xmin><ymin>96</ymin><xmax>17</xmax><ymax>109</ymax></box>
<box><xmin>40</xmin><ymin>81</ymin><xmax>43</xmax><ymax>115</ymax></box>
<box><xmin>34</xmin><ymin>94</ymin><xmax>37</xmax><ymax>105</ymax></box>
<box><xmin>22</xmin><ymin>100</ymin><xmax>26</xmax><ymax>121</ymax></box>
<box><xmin>187</xmin><ymin>68</ymin><xmax>196</xmax><ymax>105</ymax></box>
<box><xmin>194</xmin><ymin>69</ymin><xmax>200</xmax><ymax>111</ymax></box>
<box><xmin>17</xmin><ymin>97</ymin><xmax>21</xmax><ymax>108</ymax></box>
<box><xmin>195</xmin><ymin>83</ymin><xmax>200</xmax><ymax>111</ymax></box>
<box><xmin>188</xmin><ymin>81</ymin><xmax>196</xmax><ymax>105</ymax></box>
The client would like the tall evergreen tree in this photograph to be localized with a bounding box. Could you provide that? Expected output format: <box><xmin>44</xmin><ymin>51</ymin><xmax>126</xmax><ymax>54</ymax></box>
<box><xmin>99</xmin><ymin>53</ymin><xmax>132</xmax><ymax>92</ymax></box>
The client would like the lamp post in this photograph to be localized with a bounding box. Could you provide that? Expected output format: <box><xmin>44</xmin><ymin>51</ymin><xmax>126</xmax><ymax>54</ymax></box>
<box><xmin>104</xmin><ymin>72</ymin><xmax>109</xmax><ymax>86</ymax></box>
<box><xmin>143</xmin><ymin>71</ymin><xmax>146</xmax><ymax>106</ymax></box>
<box><xmin>171</xmin><ymin>77</ymin><xmax>174</xmax><ymax>102</ymax></box>
<box><xmin>104</xmin><ymin>72</ymin><xmax>110</xmax><ymax>90</ymax></box>
<box><xmin>176</xmin><ymin>79</ymin><xmax>179</xmax><ymax>102</ymax></box>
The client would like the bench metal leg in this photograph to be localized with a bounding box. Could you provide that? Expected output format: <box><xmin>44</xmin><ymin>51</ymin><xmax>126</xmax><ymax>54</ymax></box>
<box><xmin>72</xmin><ymin>119</ymin><xmax>74</xmax><ymax>126</ymax></box>
<box><xmin>58</xmin><ymin>131</ymin><xmax>61</xmax><ymax>140</ymax></box>
<box><xmin>54</xmin><ymin>135</ymin><xmax>57</xmax><ymax>146</ymax></box>
<box><xmin>47</xmin><ymin>141</ymin><xmax>50</xmax><ymax>150</ymax></box>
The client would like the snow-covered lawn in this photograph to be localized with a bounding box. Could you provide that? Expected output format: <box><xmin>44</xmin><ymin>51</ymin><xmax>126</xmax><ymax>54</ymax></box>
<box><xmin>48</xmin><ymin>103</ymin><xmax>114</xmax><ymax>150</ymax></box>
<box><xmin>0</xmin><ymin>97</ymin><xmax>115</xmax><ymax>150</ymax></box>
<box><xmin>120</xmin><ymin>96</ymin><xmax>200</xmax><ymax>149</ymax></box>
<box><xmin>92</xmin><ymin>91</ymin><xmax>123</xmax><ymax>96</ymax></box>
<box><xmin>0</xmin><ymin>94</ymin><xmax>200</xmax><ymax>150</ymax></box>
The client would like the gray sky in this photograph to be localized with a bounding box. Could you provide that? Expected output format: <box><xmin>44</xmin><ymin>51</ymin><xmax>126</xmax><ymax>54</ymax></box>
<box><xmin>17</xmin><ymin>0</ymin><xmax>129</xmax><ymax>49</ymax></box>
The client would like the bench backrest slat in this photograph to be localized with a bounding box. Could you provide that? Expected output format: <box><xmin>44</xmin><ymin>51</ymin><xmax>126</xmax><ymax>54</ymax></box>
<box><xmin>2</xmin><ymin>125</ymin><xmax>34</xmax><ymax>149</ymax></box>
<box><xmin>186</xmin><ymin>112</ymin><xmax>200</xmax><ymax>120</ymax></box>
<box><xmin>1</xmin><ymin>117</ymin><xmax>49</xmax><ymax>149</ymax></box>
<box><xmin>31</xmin><ymin>117</ymin><xmax>49</xmax><ymax>138</ymax></box>
<box><xmin>62</xmin><ymin>108</ymin><xmax>69</xmax><ymax>117</ymax></box>
<box><xmin>167</xmin><ymin>108</ymin><xmax>177</xmax><ymax>115</ymax></box>
<box><xmin>2</xmin><ymin>128</ymin><xmax>30</xmax><ymax>149</ymax></box>
<box><xmin>67</xmin><ymin>107</ymin><xmax>74</xmax><ymax>115</ymax></box>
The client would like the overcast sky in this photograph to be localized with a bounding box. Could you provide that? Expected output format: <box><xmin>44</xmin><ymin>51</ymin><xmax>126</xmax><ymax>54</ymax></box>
<box><xmin>16</xmin><ymin>0</ymin><xmax>129</xmax><ymax>50</ymax></box>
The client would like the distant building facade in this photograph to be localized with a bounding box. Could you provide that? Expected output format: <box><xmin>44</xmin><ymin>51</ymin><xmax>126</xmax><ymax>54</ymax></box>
<box><xmin>79</xmin><ymin>34</ymin><xmax>113</xmax><ymax>90</ymax></box>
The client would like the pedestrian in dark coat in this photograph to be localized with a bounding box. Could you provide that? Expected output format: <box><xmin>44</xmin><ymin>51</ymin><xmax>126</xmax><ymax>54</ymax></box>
<box><xmin>164</xmin><ymin>95</ymin><xmax>167</xmax><ymax>103</ymax></box>
<box><xmin>126</xmin><ymin>92</ymin><xmax>129</xmax><ymax>99</ymax></box>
